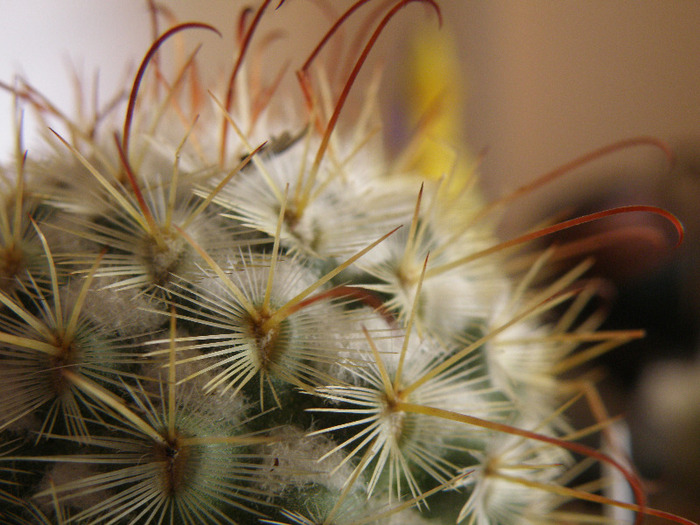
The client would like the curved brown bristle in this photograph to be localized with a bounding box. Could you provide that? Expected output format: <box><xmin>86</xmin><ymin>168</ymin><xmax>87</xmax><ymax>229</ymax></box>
<box><xmin>539</xmin><ymin>205</ymin><xmax>684</xmax><ymax>248</ymax></box>
<box><xmin>146</xmin><ymin>1</ymin><xmax>180</xmax><ymax>100</ymax></box>
<box><xmin>471</xmin><ymin>136</ymin><xmax>675</xmax><ymax>226</ymax></box>
<box><xmin>286</xmin><ymin>285</ymin><xmax>397</xmax><ymax>327</ymax></box>
<box><xmin>398</xmin><ymin>401</ymin><xmax>649</xmax><ymax>525</ymax></box>
<box><xmin>428</xmin><ymin>205</ymin><xmax>683</xmax><ymax>279</ymax></box>
<box><xmin>219</xmin><ymin>0</ymin><xmax>276</xmax><ymax>166</ymax></box>
<box><xmin>147</xmin><ymin>1</ymin><xmax>160</xmax><ymax>55</ymax></box>
<box><xmin>313</xmin><ymin>0</ymin><xmax>441</xmax><ymax>165</ymax></box>
<box><xmin>303</xmin><ymin>0</ymin><xmax>441</xmax><ymax>214</ymax></box>
<box><xmin>342</xmin><ymin>0</ymin><xmax>396</xmax><ymax>80</ymax></box>
<box><xmin>113</xmin><ymin>133</ymin><xmax>158</xmax><ymax>237</ymax></box>
<box><xmin>300</xmin><ymin>0</ymin><xmax>376</xmax><ymax>75</ymax></box>
<box><xmin>237</xmin><ymin>7</ymin><xmax>255</xmax><ymax>45</ymax></box>
<box><xmin>122</xmin><ymin>22</ymin><xmax>221</xmax><ymax>158</ymax></box>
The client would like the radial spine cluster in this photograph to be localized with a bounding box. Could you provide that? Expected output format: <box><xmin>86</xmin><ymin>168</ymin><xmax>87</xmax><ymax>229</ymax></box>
<box><xmin>0</xmin><ymin>2</ymin><xmax>690</xmax><ymax>525</ymax></box>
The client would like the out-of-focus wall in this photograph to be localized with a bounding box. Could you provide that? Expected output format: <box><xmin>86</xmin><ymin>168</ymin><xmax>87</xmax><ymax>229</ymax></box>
<box><xmin>0</xmin><ymin>2</ymin><xmax>150</xmax><ymax>160</ymax></box>
<box><xmin>448</xmin><ymin>2</ymin><xmax>700</xmax><ymax>231</ymax></box>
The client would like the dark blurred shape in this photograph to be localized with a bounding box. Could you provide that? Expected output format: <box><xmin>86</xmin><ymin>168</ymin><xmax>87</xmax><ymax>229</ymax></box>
<box><xmin>549</xmin><ymin>140</ymin><xmax>700</xmax><ymax>521</ymax></box>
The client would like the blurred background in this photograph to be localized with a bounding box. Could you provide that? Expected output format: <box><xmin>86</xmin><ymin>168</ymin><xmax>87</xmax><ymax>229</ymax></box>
<box><xmin>2</xmin><ymin>1</ymin><xmax>700</xmax><ymax>521</ymax></box>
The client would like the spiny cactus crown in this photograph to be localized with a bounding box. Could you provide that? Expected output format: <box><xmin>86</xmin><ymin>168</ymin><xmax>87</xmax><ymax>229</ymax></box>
<box><xmin>0</xmin><ymin>2</ymin><xmax>690</xmax><ymax>525</ymax></box>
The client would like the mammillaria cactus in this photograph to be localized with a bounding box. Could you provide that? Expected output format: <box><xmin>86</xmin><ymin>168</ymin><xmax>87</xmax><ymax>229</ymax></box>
<box><xmin>0</xmin><ymin>1</ymin><xmax>694</xmax><ymax>524</ymax></box>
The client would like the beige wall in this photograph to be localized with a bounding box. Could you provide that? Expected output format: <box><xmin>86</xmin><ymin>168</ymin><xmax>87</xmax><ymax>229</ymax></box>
<box><xmin>449</xmin><ymin>2</ymin><xmax>700</xmax><ymax>229</ymax></box>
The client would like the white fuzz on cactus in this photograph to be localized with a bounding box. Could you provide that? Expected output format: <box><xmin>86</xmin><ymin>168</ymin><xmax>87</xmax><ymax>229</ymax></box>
<box><xmin>0</xmin><ymin>2</ymin><xmax>693</xmax><ymax>525</ymax></box>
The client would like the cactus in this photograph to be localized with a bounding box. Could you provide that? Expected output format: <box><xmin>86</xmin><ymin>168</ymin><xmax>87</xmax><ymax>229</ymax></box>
<box><xmin>0</xmin><ymin>1</ymin><xmax>693</xmax><ymax>524</ymax></box>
